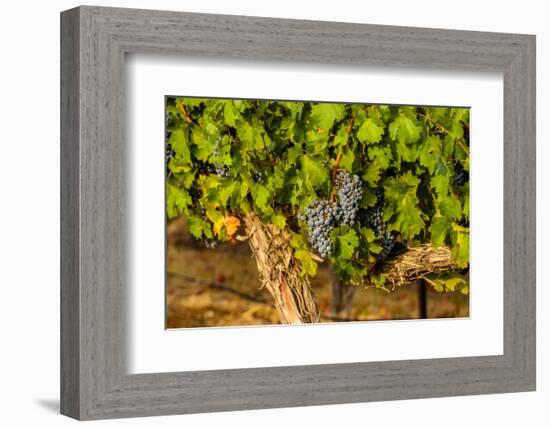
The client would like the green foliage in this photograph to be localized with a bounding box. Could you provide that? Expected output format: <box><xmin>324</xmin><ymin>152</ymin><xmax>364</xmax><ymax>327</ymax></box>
<box><xmin>166</xmin><ymin>97</ymin><xmax>470</xmax><ymax>292</ymax></box>
<box><xmin>425</xmin><ymin>272</ymin><xmax>469</xmax><ymax>294</ymax></box>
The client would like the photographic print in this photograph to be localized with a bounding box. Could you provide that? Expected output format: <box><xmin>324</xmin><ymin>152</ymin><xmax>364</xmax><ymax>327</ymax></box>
<box><xmin>165</xmin><ymin>97</ymin><xmax>470</xmax><ymax>328</ymax></box>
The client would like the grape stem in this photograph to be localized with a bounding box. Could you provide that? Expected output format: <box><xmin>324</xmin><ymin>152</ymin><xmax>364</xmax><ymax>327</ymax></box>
<box><xmin>332</xmin><ymin>150</ymin><xmax>344</xmax><ymax>179</ymax></box>
<box><xmin>177</xmin><ymin>103</ymin><xmax>202</xmax><ymax>128</ymax></box>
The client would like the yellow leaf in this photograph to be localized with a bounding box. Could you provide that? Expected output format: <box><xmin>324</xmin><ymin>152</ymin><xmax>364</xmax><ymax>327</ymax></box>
<box><xmin>222</xmin><ymin>216</ymin><xmax>241</xmax><ymax>239</ymax></box>
<box><xmin>212</xmin><ymin>220</ymin><xmax>223</xmax><ymax>236</ymax></box>
<box><xmin>207</xmin><ymin>209</ymin><xmax>224</xmax><ymax>236</ymax></box>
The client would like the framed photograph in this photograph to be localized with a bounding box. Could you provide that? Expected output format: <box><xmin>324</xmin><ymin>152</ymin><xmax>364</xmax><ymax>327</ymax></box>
<box><xmin>61</xmin><ymin>6</ymin><xmax>536</xmax><ymax>420</ymax></box>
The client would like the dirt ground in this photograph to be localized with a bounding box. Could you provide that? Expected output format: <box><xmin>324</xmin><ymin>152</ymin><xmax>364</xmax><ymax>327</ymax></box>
<box><xmin>166</xmin><ymin>219</ymin><xmax>469</xmax><ymax>329</ymax></box>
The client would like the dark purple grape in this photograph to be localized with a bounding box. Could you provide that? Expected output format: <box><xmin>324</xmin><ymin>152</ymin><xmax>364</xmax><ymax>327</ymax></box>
<box><xmin>453</xmin><ymin>162</ymin><xmax>469</xmax><ymax>186</ymax></box>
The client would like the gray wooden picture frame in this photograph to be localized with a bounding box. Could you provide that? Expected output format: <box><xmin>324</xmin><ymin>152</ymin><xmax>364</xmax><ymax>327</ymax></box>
<box><xmin>60</xmin><ymin>5</ymin><xmax>536</xmax><ymax>420</ymax></box>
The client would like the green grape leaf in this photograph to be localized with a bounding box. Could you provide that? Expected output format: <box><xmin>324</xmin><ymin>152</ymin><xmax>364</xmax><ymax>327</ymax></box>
<box><xmin>362</xmin><ymin>162</ymin><xmax>381</xmax><ymax>186</ymax></box>
<box><xmin>224</xmin><ymin>101</ymin><xmax>240</xmax><ymax>126</ymax></box>
<box><xmin>282</xmin><ymin>102</ymin><xmax>304</xmax><ymax>120</ymax></box>
<box><xmin>463</xmin><ymin>194</ymin><xmax>470</xmax><ymax>217</ymax></box>
<box><xmin>360</xmin><ymin>226</ymin><xmax>376</xmax><ymax>243</ymax></box>
<box><xmin>290</xmin><ymin>232</ymin><xmax>319</xmax><ymax>276</ymax></box>
<box><xmin>357</xmin><ymin>118</ymin><xmax>384</xmax><ymax>144</ymax></box>
<box><xmin>332</xmin><ymin>125</ymin><xmax>349</xmax><ymax>148</ymax></box>
<box><xmin>168</xmin><ymin>159</ymin><xmax>192</xmax><ymax>175</ymax></box>
<box><xmin>368</xmin><ymin>145</ymin><xmax>393</xmax><ymax>169</ymax></box>
<box><xmin>384</xmin><ymin>173</ymin><xmax>424</xmax><ymax>239</ymax></box>
<box><xmin>270</xmin><ymin>213</ymin><xmax>286</xmax><ymax>229</ymax></box>
<box><xmin>251</xmin><ymin>183</ymin><xmax>273</xmax><ymax>214</ymax></box>
<box><xmin>431</xmin><ymin>175</ymin><xmax>450</xmax><ymax>198</ymax></box>
<box><xmin>179</xmin><ymin>98</ymin><xmax>204</xmax><ymax>109</ymax></box>
<box><xmin>338</xmin><ymin>149</ymin><xmax>355</xmax><ymax>172</ymax></box>
<box><xmin>418</xmin><ymin>134</ymin><xmax>441</xmax><ymax>174</ymax></box>
<box><xmin>332</xmin><ymin>227</ymin><xmax>359</xmax><ymax>260</ymax></box>
<box><xmin>204</xmin><ymin>122</ymin><xmax>219</xmax><ymax>138</ymax></box>
<box><xmin>450</xmin><ymin>225</ymin><xmax>469</xmax><ymax>268</ymax></box>
<box><xmin>310</xmin><ymin>103</ymin><xmax>346</xmax><ymax>133</ymax></box>
<box><xmin>218</xmin><ymin>180</ymin><xmax>236</xmax><ymax>206</ymax></box>
<box><xmin>239</xmin><ymin>180</ymin><xmax>250</xmax><ymax>198</ymax></box>
<box><xmin>360</xmin><ymin>188</ymin><xmax>377</xmax><ymax>208</ymax></box>
<box><xmin>294</xmin><ymin>249</ymin><xmax>318</xmax><ymax>276</ymax></box>
<box><xmin>302</xmin><ymin>155</ymin><xmax>329</xmax><ymax>188</ymax></box>
<box><xmin>426</xmin><ymin>272</ymin><xmax>469</xmax><ymax>294</ymax></box>
<box><xmin>443</xmin><ymin>134</ymin><xmax>456</xmax><ymax>158</ymax></box>
<box><xmin>370</xmin><ymin>274</ymin><xmax>387</xmax><ymax>289</ymax></box>
<box><xmin>439</xmin><ymin>195</ymin><xmax>462</xmax><ymax>220</ymax></box>
<box><xmin>191</xmin><ymin>127</ymin><xmax>216</xmax><ymax>161</ymax></box>
<box><xmin>237</xmin><ymin>121</ymin><xmax>262</xmax><ymax>151</ymax></box>
<box><xmin>169</xmin><ymin>129</ymin><xmax>192</xmax><ymax>165</ymax></box>
<box><xmin>429</xmin><ymin>216</ymin><xmax>451</xmax><ymax>248</ymax></box>
<box><xmin>166</xmin><ymin>182</ymin><xmax>191</xmax><ymax>218</ymax></box>
<box><xmin>449</xmin><ymin>120</ymin><xmax>464</xmax><ymax>140</ymax></box>
<box><xmin>187</xmin><ymin>215</ymin><xmax>204</xmax><ymax>239</ymax></box>
<box><xmin>389</xmin><ymin>115</ymin><xmax>421</xmax><ymax>144</ymax></box>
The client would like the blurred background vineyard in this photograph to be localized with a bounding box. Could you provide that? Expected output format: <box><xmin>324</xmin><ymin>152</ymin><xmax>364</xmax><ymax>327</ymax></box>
<box><xmin>166</xmin><ymin>217</ymin><xmax>469</xmax><ymax>328</ymax></box>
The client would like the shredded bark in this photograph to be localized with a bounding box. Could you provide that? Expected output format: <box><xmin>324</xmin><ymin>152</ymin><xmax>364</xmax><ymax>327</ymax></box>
<box><xmin>242</xmin><ymin>212</ymin><xmax>320</xmax><ymax>324</ymax></box>
<box><xmin>376</xmin><ymin>244</ymin><xmax>456</xmax><ymax>289</ymax></box>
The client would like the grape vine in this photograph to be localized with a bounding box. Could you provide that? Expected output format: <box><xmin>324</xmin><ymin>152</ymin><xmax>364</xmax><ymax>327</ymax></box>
<box><xmin>165</xmin><ymin>97</ymin><xmax>470</xmax><ymax>294</ymax></box>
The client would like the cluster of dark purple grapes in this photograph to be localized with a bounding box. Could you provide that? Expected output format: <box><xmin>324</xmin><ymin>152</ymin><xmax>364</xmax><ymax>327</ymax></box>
<box><xmin>362</xmin><ymin>187</ymin><xmax>385</xmax><ymax>233</ymax></box>
<box><xmin>211</xmin><ymin>142</ymin><xmax>231</xmax><ymax>178</ymax></box>
<box><xmin>363</xmin><ymin>205</ymin><xmax>385</xmax><ymax>234</ymax></box>
<box><xmin>253</xmin><ymin>172</ymin><xmax>264</xmax><ymax>183</ymax></box>
<box><xmin>453</xmin><ymin>162</ymin><xmax>469</xmax><ymax>186</ymax></box>
<box><xmin>334</xmin><ymin>170</ymin><xmax>363</xmax><ymax>226</ymax></box>
<box><xmin>378</xmin><ymin>232</ymin><xmax>396</xmax><ymax>259</ymax></box>
<box><xmin>298</xmin><ymin>171</ymin><xmax>363</xmax><ymax>259</ymax></box>
<box><xmin>203</xmin><ymin>239</ymin><xmax>218</xmax><ymax>249</ymax></box>
<box><xmin>191</xmin><ymin>160</ymin><xmax>230</xmax><ymax>179</ymax></box>
<box><xmin>299</xmin><ymin>199</ymin><xmax>338</xmax><ymax>258</ymax></box>
<box><xmin>361</xmin><ymin>187</ymin><xmax>397</xmax><ymax>260</ymax></box>
<box><xmin>214</xmin><ymin>164</ymin><xmax>230</xmax><ymax>178</ymax></box>
<box><xmin>195</xmin><ymin>160</ymin><xmax>214</xmax><ymax>176</ymax></box>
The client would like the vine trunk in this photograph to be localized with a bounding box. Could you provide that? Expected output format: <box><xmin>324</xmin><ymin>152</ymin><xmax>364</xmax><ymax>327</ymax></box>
<box><xmin>242</xmin><ymin>211</ymin><xmax>320</xmax><ymax>324</ymax></box>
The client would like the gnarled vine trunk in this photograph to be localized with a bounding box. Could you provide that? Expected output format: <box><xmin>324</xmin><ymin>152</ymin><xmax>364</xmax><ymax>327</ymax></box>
<box><xmin>241</xmin><ymin>212</ymin><xmax>459</xmax><ymax>324</ymax></box>
<box><xmin>242</xmin><ymin>212</ymin><xmax>320</xmax><ymax>324</ymax></box>
<box><xmin>376</xmin><ymin>244</ymin><xmax>457</xmax><ymax>288</ymax></box>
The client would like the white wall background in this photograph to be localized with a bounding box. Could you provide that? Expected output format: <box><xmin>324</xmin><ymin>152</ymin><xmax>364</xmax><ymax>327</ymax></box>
<box><xmin>0</xmin><ymin>0</ymin><xmax>546</xmax><ymax>425</ymax></box>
